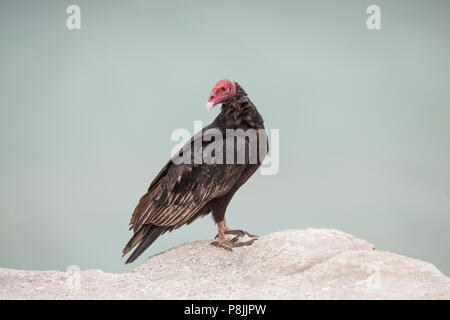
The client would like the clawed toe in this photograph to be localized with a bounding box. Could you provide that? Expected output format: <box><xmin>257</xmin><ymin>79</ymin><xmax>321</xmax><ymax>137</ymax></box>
<box><xmin>213</xmin><ymin>220</ymin><xmax>258</xmax><ymax>252</ymax></box>
<box><xmin>211</xmin><ymin>235</ymin><xmax>258</xmax><ymax>251</ymax></box>
<box><xmin>224</xmin><ymin>229</ymin><xmax>259</xmax><ymax>238</ymax></box>
<box><xmin>211</xmin><ymin>240</ymin><xmax>233</xmax><ymax>251</ymax></box>
<box><xmin>231</xmin><ymin>238</ymin><xmax>257</xmax><ymax>247</ymax></box>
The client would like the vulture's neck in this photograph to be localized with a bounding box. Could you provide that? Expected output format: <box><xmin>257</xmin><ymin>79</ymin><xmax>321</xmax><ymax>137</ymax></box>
<box><xmin>214</xmin><ymin>83</ymin><xmax>265</xmax><ymax>130</ymax></box>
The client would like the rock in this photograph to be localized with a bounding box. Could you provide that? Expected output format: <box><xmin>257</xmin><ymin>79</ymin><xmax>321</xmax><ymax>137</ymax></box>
<box><xmin>1</xmin><ymin>228</ymin><xmax>449</xmax><ymax>299</ymax></box>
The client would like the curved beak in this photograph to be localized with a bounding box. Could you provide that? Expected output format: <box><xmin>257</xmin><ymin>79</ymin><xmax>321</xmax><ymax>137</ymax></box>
<box><xmin>206</xmin><ymin>102</ymin><xmax>214</xmax><ymax>112</ymax></box>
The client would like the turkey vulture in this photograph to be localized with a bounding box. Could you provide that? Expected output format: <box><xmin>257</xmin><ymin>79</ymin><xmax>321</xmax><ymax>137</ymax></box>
<box><xmin>123</xmin><ymin>79</ymin><xmax>267</xmax><ymax>264</ymax></box>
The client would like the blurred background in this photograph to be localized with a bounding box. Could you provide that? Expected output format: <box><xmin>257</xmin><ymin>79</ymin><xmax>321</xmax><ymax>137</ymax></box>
<box><xmin>1</xmin><ymin>0</ymin><xmax>449</xmax><ymax>274</ymax></box>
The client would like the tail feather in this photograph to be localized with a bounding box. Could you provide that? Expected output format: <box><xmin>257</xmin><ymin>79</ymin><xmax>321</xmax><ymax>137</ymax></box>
<box><xmin>122</xmin><ymin>224</ymin><xmax>150</xmax><ymax>257</ymax></box>
<box><xmin>124</xmin><ymin>225</ymin><xmax>167</xmax><ymax>264</ymax></box>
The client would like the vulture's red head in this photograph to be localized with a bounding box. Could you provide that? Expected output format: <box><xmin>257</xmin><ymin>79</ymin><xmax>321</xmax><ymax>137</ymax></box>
<box><xmin>206</xmin><ymin>79</ymin><xmax>237</xmax><ymax>112</ymax></box>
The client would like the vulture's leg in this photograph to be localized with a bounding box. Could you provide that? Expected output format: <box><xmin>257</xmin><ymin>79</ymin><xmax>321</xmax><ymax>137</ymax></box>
<box><xmin>212</xmin><ymin>218</ymin><xmax>258</xmax><ymax>250</ymax></box>
<box><xmin>211</xmin><ymin>220</ymin><xmax>232</xmax><ymax>251</ymax></box>
<box><xmin>223</xmin><ymin>217</ymin><xmax>259</xmax><ymax>238</ymax></box>
<box><xmin>211</xmin><ymin>220</ymin><xmax>258</xmax><ymax>250</ymax></box>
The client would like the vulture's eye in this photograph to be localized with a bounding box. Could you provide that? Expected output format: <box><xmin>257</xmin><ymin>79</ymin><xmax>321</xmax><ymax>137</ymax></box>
<box><xmin>221</xmin><ymin>87</ymin><xmax>226</xmax><ymax>91</ymax></box>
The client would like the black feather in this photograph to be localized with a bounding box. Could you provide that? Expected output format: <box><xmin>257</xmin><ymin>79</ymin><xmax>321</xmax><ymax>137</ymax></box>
<box><xmin>125</xmin><ymin>225</ymin><xmax>167</xmax><ymax>264</ymax></box>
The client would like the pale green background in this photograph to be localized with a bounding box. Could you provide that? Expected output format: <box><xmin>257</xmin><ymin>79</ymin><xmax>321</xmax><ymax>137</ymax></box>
<box><xmin>1</xmin><ymin>0</ymin><xmax>449</xmax><ymax>275</ymax></box>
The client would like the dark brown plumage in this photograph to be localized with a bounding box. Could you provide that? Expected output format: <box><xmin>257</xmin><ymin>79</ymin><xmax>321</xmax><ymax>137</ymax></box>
<box><xmin>123</xmin><ymin>80</ymin><xmax>267</xmax><ymax>263</ymax></box>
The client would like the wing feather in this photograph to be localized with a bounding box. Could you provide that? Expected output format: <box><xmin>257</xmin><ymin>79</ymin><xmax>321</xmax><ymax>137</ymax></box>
<box><xmin>129</xmin><ymin>133</ymin><xmax>249</xmax><ymax>233</ymax></box>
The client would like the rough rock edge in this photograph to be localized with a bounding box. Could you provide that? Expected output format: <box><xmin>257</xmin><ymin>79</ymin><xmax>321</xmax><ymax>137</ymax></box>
<box><xmin>1</xmin><ymin>228</ymin><xmax>449</xmax><ymax>300</ymax></box>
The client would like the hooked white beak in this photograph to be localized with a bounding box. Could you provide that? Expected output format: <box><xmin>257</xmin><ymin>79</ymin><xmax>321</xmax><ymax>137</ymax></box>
<box><xmin>206</xmin><ymin>102</ymin><xmax>214</xmax><ymax>112</ymax></box>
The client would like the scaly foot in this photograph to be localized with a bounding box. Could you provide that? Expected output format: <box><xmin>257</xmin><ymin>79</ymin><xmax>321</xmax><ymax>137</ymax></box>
<box><xmin>211</xmin><ymin>235</ymin><xmax>258</xmax><ymax>251</ymax></box>
<box><xmin>224</xmin><ymin>229</ymin><xmax>259</xmax><ymax>238</ymax></box>
<box><xmin>215</xmin><ymin>229</ymin><xmax>259</xmax><ymax>239</ymax></box>
<box><xmin>212</xmin><ymin>219</ymin><xmax>258</xmax><ymax>251</ymax></box>
<box><xmin>210</xmin><ymin>239</ymin><xmax>233</xmax><ymax>251</ymax></box>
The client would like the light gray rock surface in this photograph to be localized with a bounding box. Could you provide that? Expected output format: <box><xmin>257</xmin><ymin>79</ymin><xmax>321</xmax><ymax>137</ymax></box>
<box><xmin>1</xmin><ymin>229</ymin><xmax>450</xmax><ymax>299</ymax></box>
